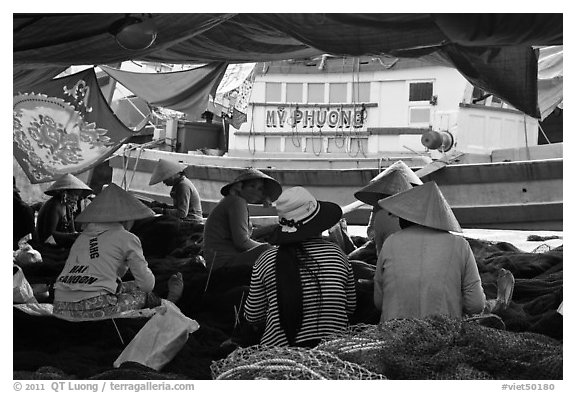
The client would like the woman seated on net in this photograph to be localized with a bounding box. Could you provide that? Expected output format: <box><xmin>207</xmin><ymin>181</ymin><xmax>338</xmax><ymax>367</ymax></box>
<box><xmin>243</xmin><ymin>186</ymin><xmax>357</xmax><ymax>347</ymax></box>
<box><xmin>373</xmin><ymin>181</ymin><xmax>490</xmax><ymax>322</ymax></box>
<box><xmin>35</xmin><ymin>173</ymin><xmax>93</xmax><ymax>244</ymax></box>
<box><xmin>52</xmin><ymin>183</ymin><xmax>183</xmax><ymax>321</ymax></box>
<box><xmin>202</xmin><ymin>168</ymin><xmax>282</xmax><ymax>272</ymax></box>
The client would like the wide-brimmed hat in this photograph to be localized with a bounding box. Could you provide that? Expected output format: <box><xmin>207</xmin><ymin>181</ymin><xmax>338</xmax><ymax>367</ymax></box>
<box><xmin>45</xmin><ymin>174</ymin><xmax>93</xmax><ymax>198</ymax></box>
<box><xmin>76</xmin><ymin>183</ymin><xmax>154</xmax><ymax>223</ymax></box>
<box><xmin>149</xmin><ymin>159</ymin><xmax>186</xmax><ymax>185</ymax></box>
<box><xmin>270</xmin><ymin>186</ymin><xmax>342</xmax><ymax>245</ymax></box>
<box><xmin>354</xmin><ymin>161</ymin><xmax>422</xmax><ymax>207</ymax></box>
<box><xmin>220</xmin><ymin>168</ymin><xmax>282</xmax><ymax>202</ymax></box>
<box><xmin>378</xmin><ymin>181</ymin><xmax>462</xmax><ymax>232</ymax></box>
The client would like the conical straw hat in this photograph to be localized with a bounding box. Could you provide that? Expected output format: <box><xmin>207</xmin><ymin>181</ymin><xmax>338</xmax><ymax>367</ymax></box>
<box><xmin>76</xmin><ymin>183</ymin><xmax>154</xmax><ymax>223</ymax></box>
<box><xmin>45</xmin><ymin>174</ymin><xmax>93</xmax><ymax>197</ymax></box>
<box><xmin>149</xmin><ymin>159</ymin><xmax>187</xmax><ymax>185</ymax></box>
<box><xmin>354</xmin><ymin>161</ymin><xmax>422</xmax><ymax>206</ymax></box>
<box><xmin>378</xmin><ymin>181</ymin><xmax>462</xmax><ymax>232</ymax></box>
<box><xmin>220</xmin><ymin>168</ymin><xmax>282</xmax><ymax>202</ymax></box>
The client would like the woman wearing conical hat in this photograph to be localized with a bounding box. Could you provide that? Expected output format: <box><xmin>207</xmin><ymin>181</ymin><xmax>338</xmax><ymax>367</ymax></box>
<box><xmin>353</xmin><ymin>161</ymin><xmax>422</xmax><ymax>258</ymax></box>
<box><xmin>373</xmin><ymin>181</ymin><xmax>486</xmax><ymax>322</ymax></box>
<box><xmin>203</xmin><ymin>168</ymin><xmax>282</xmax><ymax>271</ymax></box>
<box><xmin>148</xmin><ymin>159</ymin><xmax>203</xmax><ymax>224</ymax></box>
<box><xmin>35</xmin><ymin>173</ymin><xmax>93</xmax><ymax>244</ymax></box>
<box><xmin>53</xmin><ymin>183</ymin><xmax>183</xmax><ymax>321</ymax></box>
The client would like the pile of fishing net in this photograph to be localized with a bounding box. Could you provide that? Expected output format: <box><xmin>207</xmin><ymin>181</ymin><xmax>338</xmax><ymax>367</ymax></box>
<box><xmin>316</xmin><ymin>315</ymin><xmax>562</xmax><ymax>380</ymax></box>
<box><xmin>210</xmin><ymin>345</ymin><xmax>385</xmax><ymax>380</ymax></box>
<box><xmin>474</xmin><ymin>244</ymin><xmax>563</xmax><ymax>340</ymax></box>
<box><xmin>212</xmin><ymin>314</ymin><xmax>561</xmax><ymax>380</ymax></box>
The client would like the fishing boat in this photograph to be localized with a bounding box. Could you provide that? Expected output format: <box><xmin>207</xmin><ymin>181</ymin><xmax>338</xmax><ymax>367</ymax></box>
<box><xmin>108</xmin><ymin>56</ymin><xmax>562</xmax><ymax>231</ymax></box>
<box><xmin>13</xmin><ymin>15</ymin><xmax>563</xmax><ymax>231</ymax></box>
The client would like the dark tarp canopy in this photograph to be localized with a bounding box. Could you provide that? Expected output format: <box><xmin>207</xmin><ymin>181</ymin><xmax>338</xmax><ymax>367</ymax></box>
<box><xmin>14</xmin><ymin>13</ymin><xmax>563</xmax><ymax>118</ymax></box>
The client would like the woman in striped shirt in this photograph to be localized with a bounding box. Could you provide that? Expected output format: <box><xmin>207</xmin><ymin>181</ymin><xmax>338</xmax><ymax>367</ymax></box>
<box><xmin>244</xmin><ymin>187</ymin><xmax>356</xmax><ymax>347</ymax></box>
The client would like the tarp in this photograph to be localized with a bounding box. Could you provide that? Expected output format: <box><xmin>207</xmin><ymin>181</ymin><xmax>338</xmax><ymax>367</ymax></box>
<box><xmin>13</xmin><ymin>68</ymin><xmax>136</xmax><ymax>184</ymax></box>
<box><xmin>100</xmin><ymin>63</ymin><xmax>228</xmax><ymax>119</ymax></box>
<box><xmin>13</xmin><ymin>14</ymin><xmax>564</xmax><ymax>119</ymax></box>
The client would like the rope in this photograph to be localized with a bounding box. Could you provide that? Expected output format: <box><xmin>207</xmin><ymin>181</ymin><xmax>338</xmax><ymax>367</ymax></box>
<box><xmin>248</xmin><ymin>105</ymin><xmax>257</xmax><ymax>156</ymax></box>
<box><xmin>311</xmin><ymin>128</ymin><xmax>323</xmax><ymax>156</ymax></box>
<box><xmin>334</xmin><ymin>104</ymin><xmax>346</xmax><ymax>149</ymax></box>
<box><xmin>538</xmin><ymin>122</ymin><xmax>552</xmax><ymax>144</ymax></box>
<box><xmin>203</xmin><ymin>251</ymin><xmax>216</xmax><ymax>294</ymax></box>
<box><xmin>110</xmin><ymin>318</ymin><xmax>125</xmax><ymax>346</ymax></box>
<box><xmin>348</xmin><ymin>57</ymin><xmax>366</xmax><ymax>158</ymax></box>
<box><xmin>289</xmin><ymin>103</ymin><xmax>301</xmax><ymax>149</ymax></box>
<box><xmin>120</xmin><ymin>147</ymin><xmax>133</xmax><ymax>190</ymax></box>
<box><xmin>523</xmin><ymin>115</ymin><xmax>531</xmax><ymax>161</ymax></box>
<box><xmin>126</xmin><ymin>146</ymin><xmax>145</xmax><ymax>190</ymax></box>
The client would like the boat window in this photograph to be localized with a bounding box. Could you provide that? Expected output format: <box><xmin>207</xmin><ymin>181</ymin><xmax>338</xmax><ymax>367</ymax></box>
<box><xmin>264</xmin><ymin>137</ymin><xmax>282</xmax><ymax>152</ymax></box>
<box><xmin>327</xmin><ymin>137</ymin><xmax>347</xmax><ymax>153</ymax></box>
<box><xmin>354</xmin><ymin>82</ymin><xmax>370</xmax><ymax>103</ymax></box>
<box><xmin>409</xmin><ymin>82</ymin><xmax>433</xmax><ymax>102</ymax></box>
<box><xmin>284</xmin><ymin>138</ymin><xmax>303</xmax><ymax>152</ymax></box>
<box><xmin>329</xmin><ymin>83</ymin><xmax>347</xmax><ymax>103</ymax></box>
<box><xmin>409</xmin><ymin>107</ymin><xmax>431</xmax><ymax>124</ymax></box>
<box><xmin>308</xmin><ymin>83</ymin><xmax>325</xmax><ymax>103</ymax></box>
<box><xmin>286</xmin><ymin>83</ymin><xmax>303</xmax><ymax>103</ymax></box>
<box><xmin>305</xmin><ymin>137</ymin><xmax>324</xmax><ymax>153</ymax></box>
<box><xmin>265</xmin><ymin>82</ymin><xmax>282</xmax><ymax>102</ymax></box>
<box><xmin>349</xmin><ymin>137</ymin><xmax>368</xmax><ymax>155</ymax></box>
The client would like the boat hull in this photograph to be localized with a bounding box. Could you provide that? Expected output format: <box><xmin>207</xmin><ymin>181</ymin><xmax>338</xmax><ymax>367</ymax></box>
<box><xmin>109</xmin><ymin>151</ymin><xmax>562</xmax><ymax>231</ymax></box>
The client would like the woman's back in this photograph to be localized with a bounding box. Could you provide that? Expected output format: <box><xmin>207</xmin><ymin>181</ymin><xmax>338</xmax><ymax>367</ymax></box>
<box><xmin>245</xmin><ymin>239</ymin><xmax>356</xmax><ymax>347</ymax></box>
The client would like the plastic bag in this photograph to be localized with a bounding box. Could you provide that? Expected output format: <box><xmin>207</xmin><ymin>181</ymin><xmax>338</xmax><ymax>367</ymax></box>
<box><xmin>113</xmin><ymin>300</ymin><xmax>200</xmax><ymax>371</ymax></box>
<box><xmin>13</xmin><ymin>264</ymin><xmax>37</xmax><ymax>304</ymax></box>
<box><xmin>13</xmin><ymin>239</ymin><xmax>43</xmax><ymax>267</ymax></box>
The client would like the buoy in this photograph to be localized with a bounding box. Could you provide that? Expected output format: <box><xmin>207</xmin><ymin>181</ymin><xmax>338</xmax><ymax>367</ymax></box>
<box><xmin>421</xmin><ymin>130</ymin><xmax>454</xmax><ymax>152</ymax></box>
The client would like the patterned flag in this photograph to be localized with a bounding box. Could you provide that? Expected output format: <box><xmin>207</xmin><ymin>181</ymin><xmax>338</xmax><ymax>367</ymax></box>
<box><xmin>13</xmin><ymin>68</ymin><xmax>135</xmax><ymax>184</ymax></box>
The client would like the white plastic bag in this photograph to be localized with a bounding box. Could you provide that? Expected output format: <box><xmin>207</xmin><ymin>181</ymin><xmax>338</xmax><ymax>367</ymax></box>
<box><xmin>113</xmin><ymin>300</ymin><xmax>200</xmax><ymax>371</ymax></box>
<box><xmin>13</xmin><ymin>239</ymin><xmax>43</xmax><ymax>267</ymax></box>
<box><xmin>13</xmin><ymin>264</ymin><xmax>37</xmax><ymax>304</ymax></box>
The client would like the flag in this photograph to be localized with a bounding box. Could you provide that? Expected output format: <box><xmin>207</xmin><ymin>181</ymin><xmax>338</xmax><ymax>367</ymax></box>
<box><xmin>228</xmin><ymin>108</ymin><xmax>248</xmax><ymax>129</ymax></box>
<box><xmin>13</xmin><ymin>68</ymin><xmax>135</xmax><ymax>184</ymax></box>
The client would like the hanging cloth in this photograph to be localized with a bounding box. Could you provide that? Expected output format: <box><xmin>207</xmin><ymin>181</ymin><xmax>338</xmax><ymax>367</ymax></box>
<box><xmin>13</xmin><ymin>68</ymin><xmax>136</xmax><ymax>184</ymax></box>
<box><xmin>537</xmin><ymin>46</ymin><xmax>563</xmax><ymax>120</ymax></box>
<box><xmin>100</xmin><ymin>63</ymin><xmax>228</xmax><ymax>119</ymax></box>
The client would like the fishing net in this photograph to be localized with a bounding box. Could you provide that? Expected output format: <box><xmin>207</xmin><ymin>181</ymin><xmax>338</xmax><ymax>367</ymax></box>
<box><xmin>210</xmin><ymin>345</ymin><xmax>385</xmax><ymax>380</ymax></box>
<box><xmin>315</xmin><ymin>315</ymin><xmax>562</xmax><ymax>380</ymax></box>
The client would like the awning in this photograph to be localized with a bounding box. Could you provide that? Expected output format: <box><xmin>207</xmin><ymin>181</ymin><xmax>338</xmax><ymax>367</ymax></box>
<box><xmin>13</xmin><ymin>14</ymin><xmax>564</xmax><ymax>119</ymax></box>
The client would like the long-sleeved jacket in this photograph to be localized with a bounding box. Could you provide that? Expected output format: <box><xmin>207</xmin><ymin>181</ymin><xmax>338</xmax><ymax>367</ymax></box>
<box><xmin>54</xmin><ymin>222</ymin><xmax>155</xmax><ymax>303</ymax></box>
<box><xmin>203</xmin><ymin>194</ymin><xmax>264</xmax><ymax>269</ymax></box>
<box><xmin>374</xmin><ymin>225</ymin><xmax>486</xmax><ymax>322</ymax></box>
<box><xmin>165</xmin><ymin>176</ymin><xmax>202</xmax><ymax>222</ymax></box>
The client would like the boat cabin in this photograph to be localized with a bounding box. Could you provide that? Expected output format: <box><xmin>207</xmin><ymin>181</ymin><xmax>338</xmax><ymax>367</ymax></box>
<box><xmin>229</xmin><ymin>56</ymin><xmax>539</xmax><ymax>162</ymax></box>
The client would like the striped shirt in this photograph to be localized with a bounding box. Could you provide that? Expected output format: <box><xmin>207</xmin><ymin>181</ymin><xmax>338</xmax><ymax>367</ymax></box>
<box><xmin>244</xmin><ymin>239</ymin><xmax>356</xmax><ymax>347</ymax></box>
